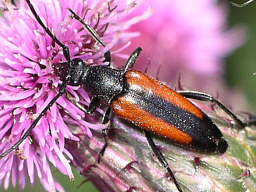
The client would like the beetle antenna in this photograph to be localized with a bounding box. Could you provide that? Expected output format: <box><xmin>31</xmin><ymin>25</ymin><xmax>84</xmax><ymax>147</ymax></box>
<box><xmin>231</xmin><ymin>0</ymin><xmax>254</xmax><ymax>7</ymax></box>
<box><xmin>0</xmin><ymin>0</ymin><xmax>73</xmax><ymax>159</ymax></box>
<box><xmin>25</xmin><ymin>0</ymin><xmax>71</xmax><ymax>61</ymax></box>
<box><xmin>67</xmin><ymin>8</ymin><xmax>111</xmax><ymax>64</ymax></box>
<box><xmin>68</xmin><ymin>8</ymin><xmax>106</xmax><ymax>48</ymax></box>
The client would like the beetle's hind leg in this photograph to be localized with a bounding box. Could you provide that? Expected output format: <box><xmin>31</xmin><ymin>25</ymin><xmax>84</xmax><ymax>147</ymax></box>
<box><xmin>177</xmin><ymin>90</ymin><xmax>256</xmax><ymax>128</ymax></box>
<box><xmin>97</xmin><ymin>127</ymin><xmax>109</xmax><ymax>163</ymax></box>
<box><xmin>144</xmin><ymin>130</ymin><xmax>183</xmax><ymax>192</ymax></box>
<box><xmin>97</xmin><ymin>107</ymin><xmax>111</xmax><ymax>163</ymax></box>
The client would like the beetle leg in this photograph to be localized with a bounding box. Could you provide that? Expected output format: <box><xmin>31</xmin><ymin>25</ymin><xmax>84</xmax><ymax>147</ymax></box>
<box><xmin>97</xmin><ymin>107</ymin><xmax>112</xmax><ymax>163</ymax></box>
<box><xmin>66</xmin><ymin>93</ymin><xmax>111</xmax><ymax>163</ymax></box>
<box><xmin>103</xmin><ymin>51</ymin><xmax>111</xmax><ymax>64</ymax></box>
<box><xmin>87</xmin><ymin>97</ymin><xmax>101</xmax><ymax>114</ymax></box>
<box><xmin>97</xmin><ymin>128</ymin><xmax>109</xmax><ymax>163</ymax></box>
<box><xmin>66</xmin><ymin>93</ymin><xmax>100</xmax><ymax>115</ymax></box>
<box><xmin>177</xmin><ymin>90</ymin><xmax>255</xmax><ymax>128</ymax></box>
<box><xmin>122</xmin><ymin>47</ymin><xmax>142</xmax><ymax>74</ymax></box>
<box><xmin>144</xmin><ymin>130</ymin><xmax>183</xmax><ymax>192</ymax></box>
<box><xmin>102</xmin><ymin>106</ymin><xmax>111</xmax><ymax>124</ymax></box>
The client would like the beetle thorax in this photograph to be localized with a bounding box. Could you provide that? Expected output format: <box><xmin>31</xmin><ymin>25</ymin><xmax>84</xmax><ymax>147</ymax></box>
<box><xmin>82</xmin><ymin>66</ymin><xmax>124</xmax><ymax>103</ymax></box>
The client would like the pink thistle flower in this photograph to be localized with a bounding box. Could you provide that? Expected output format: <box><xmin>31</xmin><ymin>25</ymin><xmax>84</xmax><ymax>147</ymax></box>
<box><xmin>0</xmin><ymin>0</ymin><xmax>149</xmax><ymax>191</ymax></box>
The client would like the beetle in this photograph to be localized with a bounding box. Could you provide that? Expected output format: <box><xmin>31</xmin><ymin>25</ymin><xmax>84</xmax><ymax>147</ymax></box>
<box><xmin>0</xmin><ymin>1</ymin><xmax>255</xmax><ymax>192</ymax></box>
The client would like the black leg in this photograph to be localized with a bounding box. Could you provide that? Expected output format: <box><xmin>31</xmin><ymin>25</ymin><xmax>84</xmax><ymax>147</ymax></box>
<box><xmin>0</xmin><ymin>82</ymin><xmax>67</xmax><ymax>159</ymax></box>
<box><xmin>87</xmin><ymin>97</ymin><xmax>101</xmax><ymax>114</ymax></box>
<box><xmin>67</xmin><ymin>93</ymin><xmax>110</xmax><ymax>163</ymax></box>
<box><xmin>103</xmin><ymin>51</ymin><xmax>111</xmax><ymax>64</ymax></box>
<box><xmin>97</xmin><ymin>106</ymin><xmax>112</xmax><ymax>163</ymax></box>
<box><xmin>65</xmin><ymin>94</ymin><xmax>111</xmax><ymax>163</ymax></box>
<box><xmin>177</xmin><ymin>90</ymin><xmax>255</xmax><ymax>128</ymax></box>
<box><xmin>66</xmin><ymin>94</ymin><xmax>100</xmax><ymax>115</ymax></box>
<box><xmin>122</xmin><ymin>47</ymin><xmax>142</xmax><ymax>74</ymax></box>
<box><xmin>144</xmin><ymin>130</ymin><xmax>183</xmax><ymax>192</ymax></box>
<box><xmin>66</xmin><ymin>94</ymin><xmax>111</xmax><ymax>163</ymax></box>
<box><xmin>97</xmin><ymin>128</ymin><xmax>109</xmax><ymax>163</ymax></box>
<box><xmin>102</xmin><ymin>107</ymin><xmax>111</xmax><ymax>124</ymax></box>
<box><xmin>25</xmin><ymin>0</ymin><xmax>71</xmax><ymax>61</ymax></box>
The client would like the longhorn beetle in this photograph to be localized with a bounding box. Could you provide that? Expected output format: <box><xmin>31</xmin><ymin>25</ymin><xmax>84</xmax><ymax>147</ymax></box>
<box><xmin>1</xmin><ymin>1</ymin><xmax>256</xmax><ymax>192</ymax></box>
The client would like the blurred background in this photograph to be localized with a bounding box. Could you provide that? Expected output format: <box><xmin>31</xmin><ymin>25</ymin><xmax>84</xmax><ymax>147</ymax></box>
<box><xmin>225</xmin><ymin>1</ymin><xmax>256</xmax><ymax>113</ymax></box>
<box><xmin>2</xmin><ymin>0</ymin><xmax>256</xmax><ymax>191</ymax></box>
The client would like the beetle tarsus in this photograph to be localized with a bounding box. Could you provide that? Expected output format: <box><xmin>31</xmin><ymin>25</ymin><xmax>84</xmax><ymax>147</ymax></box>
<box><xmin>98</xmin><ymin>128</ymin><xmax>109</xmax><ymax>163</ymax></box>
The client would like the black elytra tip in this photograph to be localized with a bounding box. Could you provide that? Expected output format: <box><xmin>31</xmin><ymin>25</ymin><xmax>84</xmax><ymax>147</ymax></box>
<box><xmin>216</xmin><ymin>138</ymin><xmax>228</xmax><ymax>154</ymax></box>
